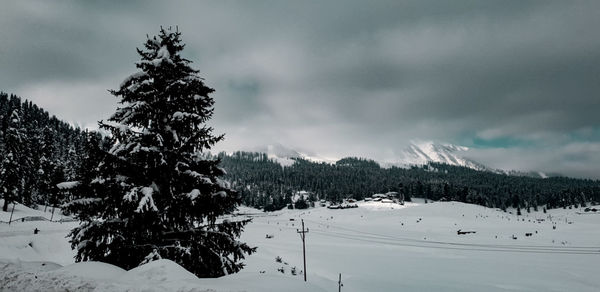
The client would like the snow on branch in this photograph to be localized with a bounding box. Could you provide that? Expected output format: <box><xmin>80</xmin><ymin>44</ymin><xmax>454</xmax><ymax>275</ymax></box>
<box><xmin>137</xmin><ymin>187</ymin><xmax>159</xmax><ymax>213</ymax></box>
<box><xmin>56</xmin><ymin>181</ymin><xmax>80</xmax><ymax>190</ymax></box>
<box><xmin>123</xmin><ymin>186</ymin><xmax>159</xmax><ymax>213</ymax></box>
<box><xmin>140</xmin><ymin>248</ymin><xmax>162</xmax><ymax>265</ymax></box>
<box><xmin>216</xmin><ymin>178</ymin><xmax>230</xmax><ymax>189</ymax></box>
<box><xmin>141</xmin><ymin>45</ymin><xmax>174</xmax><ymax>67</ymax></box>
<box><xmin>171</xmin><ymin>111</ymin><xmax>202</xmax><ymax>122</ymax></box>
<box><xmin>187</xmin><ymin>189</ymin><xmax>201</xmax><ymax>201</ymax></box>
<box><xmin>183</xmin><ymin>170</ymin><xmax>212</xmax><ymax>184</ymax></box>
<box><xmin>212</xmin><ymin>191</ymin><xmax>227</xmax><ymax>198</ymax></box>
<box><xmin>62</xmin><ymin>198</ymin><xmax>102</xmax><ymax>208</ymax></box>
<box><xmin>119</xmin><ymin>71</ymin><xmax>147</xmax><ymax>88</ymax></box>
<box><xmin>103</xmin><ymin>121</ymin><xmax>132</xmax><ymax>135</ymax></box>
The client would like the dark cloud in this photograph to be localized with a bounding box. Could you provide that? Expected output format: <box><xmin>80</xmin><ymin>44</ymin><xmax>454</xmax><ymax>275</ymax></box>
<box><xmin>2</xmin><ymin>1</ymin><xmax>600</xmax><ymax>178</ymax></box>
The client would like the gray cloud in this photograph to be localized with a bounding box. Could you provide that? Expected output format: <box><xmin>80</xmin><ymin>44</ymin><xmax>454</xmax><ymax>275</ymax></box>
<box><xmin>466</xmin><ymin>142</ymin><xmax>600</xmax><ymax>179</ymax></box>
<box><xmin>1</xmin><ymin>1</ymin><xmax>600</xmax><ymax>178</ymax></box>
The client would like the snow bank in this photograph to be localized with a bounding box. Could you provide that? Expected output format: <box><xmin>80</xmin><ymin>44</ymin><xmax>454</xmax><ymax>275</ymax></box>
<box><xmin>127</xmin><ymin>259</ymin><xmax>197</xmax><ymax>282</ymax></box>
<box><xmin>0</xmin><ymin>258</ymin><xmax>325</xmax><ymax>292</ymax></box>
<box><xmin>57</xmin><ymin>261</ymin><xmax>127</xmax><ymax>281</ymax></box>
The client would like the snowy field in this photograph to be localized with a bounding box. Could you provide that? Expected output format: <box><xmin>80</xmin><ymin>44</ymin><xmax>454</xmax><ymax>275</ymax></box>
<box><xmin>2</xmin><ymin>199</ymin><xmax>600</xmax><ymax>291</ymax></box>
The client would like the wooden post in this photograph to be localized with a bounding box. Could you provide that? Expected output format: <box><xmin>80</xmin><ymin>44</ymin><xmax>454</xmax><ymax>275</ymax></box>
<box><xmin>338</xmin><ymin>273</ymin><xmax>343</xmax><ymax>292</ymax></box>
<box><xmin>8</xmin><ymin>203</ymin><xmax>16</xmax><ymax>225</ymax></box>
<box><xmin>297</xmin><ymin>219</ymin><xmax>309</xmax><ymax>282</ymax></box>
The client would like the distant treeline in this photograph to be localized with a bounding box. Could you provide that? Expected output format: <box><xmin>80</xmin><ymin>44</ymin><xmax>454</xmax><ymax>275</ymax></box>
<box><xmin>217</xmin><ymin>151</ymin><xmax>600</xmax><ymax>212</ymax></box>
<box><xmin>0</xmin><ymin>92</ymin><xmax>106</xmax><ymax>211</ymax></box>
<box><xmin>2</xmin><ymin>92</ymin><xmax>599</xmax><ymax>215</ymax></box>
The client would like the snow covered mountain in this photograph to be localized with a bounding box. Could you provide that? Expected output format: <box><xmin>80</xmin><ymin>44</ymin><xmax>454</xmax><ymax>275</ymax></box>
<box><xmin>246</xmin><ymin>141</ymin><xmax>488</xmax><ymax>171</ymax></box>
<box><xmin>395</xmin><ymin>141</ymin><xmax>488</xmax><ymax>171</ymax></box>
<box><xmin>251</xmin><ymin>143</ymin><xmax>303</xmax><ymax>160</ymax></box>
<box><xmin>393</xmin><ymin>141</ymin><xmax>557</xmax><ymax>177</ymax></box>
<box><xmin>248</xmin><ymin>143</ymin><xmax>336</xmax><ymax>166</ymax></box>
<box><xmin>244</xmin><ymin>141</ymin><xmax>553</xmax><ymax>177</ymax></box>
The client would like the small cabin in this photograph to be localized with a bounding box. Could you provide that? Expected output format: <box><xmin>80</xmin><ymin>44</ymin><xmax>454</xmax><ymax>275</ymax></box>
<box><xmin>385</xmin><ymin>191</ymin><xmax>404</xmax><ymax>204</ymax></box>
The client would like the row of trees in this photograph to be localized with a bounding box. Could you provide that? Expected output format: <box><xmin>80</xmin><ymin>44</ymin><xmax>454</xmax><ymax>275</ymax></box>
<box><xmin>0</xmin><ymin>92</ymin><xmax>102</xmax><ymax>212</ymax></box>
<box><xmin>217</xmin><ymin>152</ymin><xmax>600</xmax><ymax>211</ymax></box>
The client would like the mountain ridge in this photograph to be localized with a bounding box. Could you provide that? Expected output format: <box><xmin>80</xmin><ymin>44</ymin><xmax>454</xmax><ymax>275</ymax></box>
<box><xmin>238</xmin><ymin>141</ymin><xmax>554</xmax><ymax>178</ymax></box>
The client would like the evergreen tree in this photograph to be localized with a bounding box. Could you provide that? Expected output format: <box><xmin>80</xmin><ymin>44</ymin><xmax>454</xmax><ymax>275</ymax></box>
<box><xmin>1</xmin><ymin>109</ymin><xmax>24</xmax><ymax>211</ymax></box>
<box><xmin>69</xmin><ymin>131</ymin><xmax>106</xmax><ymax>200</ymax></box>
<box><xmin>38</xmin><ymin>126</ymin><xmax>58</xmax><ymax>206</ymax></box>
<box><xmin>66</xmin><ymin>28</ymin><xmax>255</xmax><ymax>277</ymax></box>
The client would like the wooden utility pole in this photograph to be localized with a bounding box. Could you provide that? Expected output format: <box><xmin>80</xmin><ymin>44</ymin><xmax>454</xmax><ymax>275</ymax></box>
<box><xmin>297</xmin><ymin>219</ymin><xmax>309</xmax><ymax>281</ymax></box>
<box><xmin>338</xmin><ymin>273</ymin><xmax>343</xmax><ymax>292</ymax></box>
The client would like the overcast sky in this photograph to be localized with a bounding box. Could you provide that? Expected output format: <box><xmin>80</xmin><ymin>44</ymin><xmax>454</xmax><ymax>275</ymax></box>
<box><xmin>1</xmin><ymin>1</ymin><xmax>600</xmax><ymax>178</ymax></box>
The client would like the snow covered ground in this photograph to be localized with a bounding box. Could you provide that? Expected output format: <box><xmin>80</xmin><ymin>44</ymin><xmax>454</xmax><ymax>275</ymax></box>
<box><xmin>2</xmin><ymin>199</ymin><xmax>600</xmax><ymax>291</ymax></box>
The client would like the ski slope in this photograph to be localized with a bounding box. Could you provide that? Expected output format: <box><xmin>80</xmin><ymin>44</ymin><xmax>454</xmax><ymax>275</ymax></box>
<box><xmin>1</xmin><ymin>200</ymin><xmax>600</xmax><ymax>291</ymax></box>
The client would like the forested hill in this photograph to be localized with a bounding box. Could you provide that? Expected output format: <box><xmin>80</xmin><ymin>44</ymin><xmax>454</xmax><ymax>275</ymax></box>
<box><xmin>3</xmin><ymin>91</ymin><xmax>600</xmax><ymax>215</ymax></box>
<box><xmin>217</xmin><ymin>151</ymin><xmax>600</xmax><ymax>212</ymax></box>
<box><xmin>0</xmin><ymin>92</ymin><xmax>101</xmax><ymax>210</ymax></box>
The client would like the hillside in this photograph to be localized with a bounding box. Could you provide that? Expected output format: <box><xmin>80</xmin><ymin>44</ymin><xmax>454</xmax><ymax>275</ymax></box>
<box><xmin>0</xmin><ymin>92</ymin><xmax>101</xmax><ymax>210</ymax></box>
<box><xmin>218</xmin><ymin>152</ymin><xmax>600</xmax><ymax>211</ymax></box>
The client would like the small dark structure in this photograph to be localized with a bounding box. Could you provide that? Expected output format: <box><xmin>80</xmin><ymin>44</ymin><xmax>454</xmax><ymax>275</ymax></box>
<box><xmin>457</xmin><ymin>229</ymin><xmax>476</xmax><ymax>235</ymax></box>
<box><xmin>34</xmin><ymin>228</ymin><xmax>40</xmax><ymax>234</ymax></box>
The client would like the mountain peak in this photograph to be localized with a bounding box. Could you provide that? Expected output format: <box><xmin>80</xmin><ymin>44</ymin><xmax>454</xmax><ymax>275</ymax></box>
<box><xmin>248</xmin><ymin>143</ymin><xmax>336</xmax><ymax>165</ymax></box>
<box><xmin>256</xmin><ymin>143</ymin><xmax>303</xmax><ymax>159</ymax></box>
<box><xmin>396</xmin><ymin>141</ymin><xmax>487</xmax><ymax>170</ymax></box>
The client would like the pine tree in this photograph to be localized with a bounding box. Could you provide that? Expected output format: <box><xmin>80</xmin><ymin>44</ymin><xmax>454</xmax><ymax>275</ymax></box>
<box><xmin>19</xmin><ymin>104</ymin><xmax>39</xmax><ymax>207</ymax></box>
<box><xmin>69</xmin><ymin>131</ymin><xmax>105</xmax><ymax>199</ymax></box>
<box><xmin>1</xmin><ymin>108</ymin><xmax>24</xmax><ymax>211</ymax></box>
<box><xmin>38</xmin><ymin>126</ymin><xmax>58</xmax><ymax>207</ymax></box>
<box><xmin>66</xmin><ymin>27</ymin><xmax>255</xmax><ymax>277</ymax></box>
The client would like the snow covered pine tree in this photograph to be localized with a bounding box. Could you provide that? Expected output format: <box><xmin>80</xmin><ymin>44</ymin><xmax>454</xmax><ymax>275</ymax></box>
<box><xmin>65</xmin><ymin>27</ymin><xmax>255</xmax><ymax>277</ymax></box>
<box><xmin>1</xmin><ymin>108</ymin><xmax>23</xmax><ymax>211</ymax></box>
